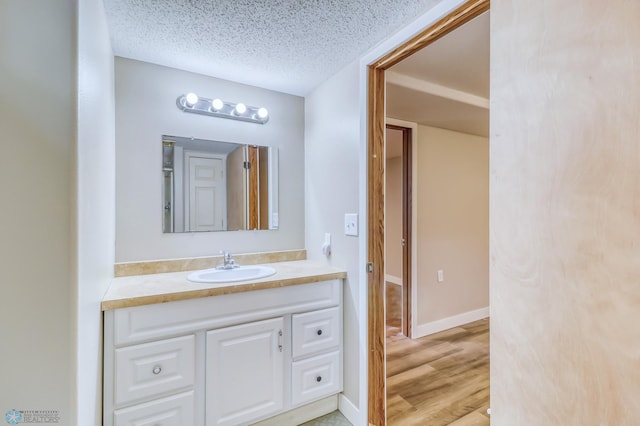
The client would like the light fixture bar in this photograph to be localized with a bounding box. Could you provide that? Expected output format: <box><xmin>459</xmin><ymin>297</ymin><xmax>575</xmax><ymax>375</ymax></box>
<box><xmin>176</xmin><ymin>93</ymin><xmax>269</xmax><ymax>124</ymax></box>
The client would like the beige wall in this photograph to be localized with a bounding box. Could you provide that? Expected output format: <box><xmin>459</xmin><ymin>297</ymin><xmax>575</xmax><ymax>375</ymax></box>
<box><xmin>385</xmin><ymin>155</ymin><xmax>403</xmax><ymax>280</ymax></box>
<box><xmin>491</xmin><ymin>1</ymin><xmax>640</xmax><ymax>423</ymax></box>
<box><xmin>115</xmin><ymin>58</ymin><xmax>305</xmax><ymax>262</ymax></box>
<box><xmin>0</xmin><ymin>0</ymin><xmax>74</xmax><ymax>421</ymax></box>
<box><xmin>416</xmin><ymin>125</ymin><xmax>489</xmax><ymax>325</ymax></box>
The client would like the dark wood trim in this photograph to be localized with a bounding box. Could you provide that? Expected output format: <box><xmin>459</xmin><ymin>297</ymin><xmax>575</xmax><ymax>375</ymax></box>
<box><xmin>367</xmin><ymin>1</ymin><xmax>489</xmax><ymax>424</ymax></box>
<box><xmin>401</xmin><ymin>126</ymin><xmax>412</xmax><ymax>338</ymax></box>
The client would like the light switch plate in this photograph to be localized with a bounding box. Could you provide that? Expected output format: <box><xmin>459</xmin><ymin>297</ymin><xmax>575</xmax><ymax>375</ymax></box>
<box><xmin>344</xmin><ymin>213</ymin><xmax>358</xmax><ymax>236</ymax></box>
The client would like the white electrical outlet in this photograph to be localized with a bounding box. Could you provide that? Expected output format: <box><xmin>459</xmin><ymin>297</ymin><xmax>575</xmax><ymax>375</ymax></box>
<box><xmin>437</xmin><ymin>269</ymin><xmax>444</xmax><ymax>283</ymax></box>
<box><xmin>344</xmin><ymin>213</ymin><xmax>358</xmax><ymax>236</ymax></box>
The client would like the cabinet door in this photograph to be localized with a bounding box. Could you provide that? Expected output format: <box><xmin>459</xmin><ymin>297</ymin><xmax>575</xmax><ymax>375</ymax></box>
<box><xmin>206</xmin><ymin>317</ymin><xmax>284</xmax><ymax>426</ymax></box>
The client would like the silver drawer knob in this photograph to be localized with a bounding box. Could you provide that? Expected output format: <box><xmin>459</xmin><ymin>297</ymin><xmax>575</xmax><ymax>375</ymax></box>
<box><xmin>152</xmin><ymin>365</ymin><xmax>162</xmax><ymax>375</ymax></box>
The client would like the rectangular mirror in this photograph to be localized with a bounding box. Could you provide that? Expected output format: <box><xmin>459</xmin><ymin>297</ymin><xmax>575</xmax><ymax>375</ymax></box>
<box><xmin>162</xmin><ymin>135</ymin><xmax>278</xmax><ymax>233</ymax></box>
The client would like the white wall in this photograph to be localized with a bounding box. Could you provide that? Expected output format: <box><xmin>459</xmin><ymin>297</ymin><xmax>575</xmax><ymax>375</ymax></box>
<box><xmin>75</xmin><ymin>0</ymin><xmax>115</xmax><ymax>424</ymax></box>
<box><xmin>305</xmin><ymin>5</ymin><xmax>471</xmax><ymax>423</ymax></box>
<box><xmin>305</xmin><ymin>59</ymin><xmax>362</xmax><ymax>419</ymax></box>
<box><xmin>115</xmin><ymin>58</ymin><xmax>305</xmax><ymax>262</ymax></box>
<box><xmin>415</xmin><ymin>125</ymin><xmax>489</xmax><ymax>328</ymax></box>
<box><xmin>0</xmin><ymin>0</ymin><xmax>74</xmax><ymax>422</ymax></box>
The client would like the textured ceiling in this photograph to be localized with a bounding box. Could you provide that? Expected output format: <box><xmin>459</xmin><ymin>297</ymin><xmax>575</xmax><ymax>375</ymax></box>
<box><xmin>102</xmin><ymin>0</ymin><xmax>442</xmax><ymax>96</ymax></box>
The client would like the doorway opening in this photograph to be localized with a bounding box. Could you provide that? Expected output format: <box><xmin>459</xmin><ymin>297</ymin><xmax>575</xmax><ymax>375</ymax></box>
<box><xmin>366</xmin><ymin>1</ymin><xmax>490</xmax><ymax>425</ymax></box>
<box><xmin>384</xmin><ymin>124</ymin><xmax>412</xmax><ymax>339</ymax></box>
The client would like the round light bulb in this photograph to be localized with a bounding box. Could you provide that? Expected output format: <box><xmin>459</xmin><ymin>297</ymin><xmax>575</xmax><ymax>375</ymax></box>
<box><xmin>211</xmin><ymin>98</ymin><xmax>224</xmax><ymax>111</ymax></box>
<box><xmin>257</xmin><ymin>107</ymin><xmax>268</xmax><ymax>119</ymax></box>
<box><xmin>235</xmin><ymin>103</ymin><xmax>247</xmax><ymax>115</ymax></box>
<box><xmin>185</xmin><ymin>92</ymin><xmax>198</xmax><ymax>106</ymax></box>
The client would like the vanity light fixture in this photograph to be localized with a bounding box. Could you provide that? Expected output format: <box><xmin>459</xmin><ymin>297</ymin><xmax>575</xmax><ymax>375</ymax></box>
<box><xmin>176</xmin><ymin>93</ymin><xmax>269</xmax><ymax>124</ymax></box>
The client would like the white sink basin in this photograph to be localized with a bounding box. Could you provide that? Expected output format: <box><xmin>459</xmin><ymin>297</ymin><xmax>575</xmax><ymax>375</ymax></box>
<box><xmin>187</xmin><ymin>265</ymin><xmax>276</xmax><ymax>283</ymax></box>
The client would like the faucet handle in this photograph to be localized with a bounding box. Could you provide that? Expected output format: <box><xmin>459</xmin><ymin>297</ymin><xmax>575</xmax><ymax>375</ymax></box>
<box><xmin>217</xmin><ymin>250</ymin><xmax>238</xmax><ymax>269</ymax></box>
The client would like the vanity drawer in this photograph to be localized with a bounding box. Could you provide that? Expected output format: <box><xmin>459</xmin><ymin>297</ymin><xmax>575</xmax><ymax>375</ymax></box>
<box><xmin>114</xmin><ymin>334</ymin><xmax>195</xmax><ymax>406</ymax></box>
<box><xmin>291</xmin><ymin>351</ymin><xmax>341</xmax><ymax>406</ymax></box>
<box><xmin>291</xmin><ymin>307</ymin><xmax>340</xmax><ymax>358</ymax></box>
<box><xmin>114</xmin><ymin>391</ymin><xmax>194</xmax><ymax>426</ymax></box>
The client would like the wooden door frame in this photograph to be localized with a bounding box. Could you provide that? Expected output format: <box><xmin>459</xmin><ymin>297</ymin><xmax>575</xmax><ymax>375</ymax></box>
<box><xmin>367</xmin><ymin>1</ymin><xmax>490</xmax><ymax>424</ymax></box>
<box><xmin>385</xmin><ymin>124</ymin><xmax>413</xmax><ymax>338</ymax></box>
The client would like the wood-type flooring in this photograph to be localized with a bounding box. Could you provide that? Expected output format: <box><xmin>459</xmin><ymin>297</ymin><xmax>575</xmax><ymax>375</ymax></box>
<box><xmin>386</xmin><ymin>319</ymin><xmax>490</xmax><ymax>425</ymax></box>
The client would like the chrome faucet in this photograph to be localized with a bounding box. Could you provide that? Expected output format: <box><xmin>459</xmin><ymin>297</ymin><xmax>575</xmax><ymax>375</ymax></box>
<box><xmin>218</xmin><ymin>250</ymin><xmax>239</xmax><ymax>269</ymax></box>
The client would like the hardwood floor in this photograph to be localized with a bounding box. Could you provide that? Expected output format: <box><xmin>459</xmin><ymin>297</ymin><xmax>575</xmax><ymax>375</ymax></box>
<box><xmin>386</xmin><ymin>281</ymin><xmax>403</xmax><ymax>337</ymax></box>
<box><xmin>386</xmin><ymin>319</ymin><xmax>490</xmax><ymax>425</ymax></box>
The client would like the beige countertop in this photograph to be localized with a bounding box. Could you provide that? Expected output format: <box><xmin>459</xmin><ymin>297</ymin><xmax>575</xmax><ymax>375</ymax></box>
<box><xmin>102</xmin><ymin>260</ymin><xmax>346</xmax><ymax>311</ymax></box>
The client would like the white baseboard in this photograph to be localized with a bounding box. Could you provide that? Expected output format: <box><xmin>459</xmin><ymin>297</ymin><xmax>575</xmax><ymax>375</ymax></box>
<box><xmin>412</xmin><ymin>307</ymin><xmax>489</xmax><ymax>339</ymax></box>
<box><xmin>384</xmin><ymin>274</ymin><xmax>402</xmax><ymax>286</ymax></box>
<box><xmin>338</xmin><ymin>394</ymin><xmax>360</xmax><ymax>426</ymax></box>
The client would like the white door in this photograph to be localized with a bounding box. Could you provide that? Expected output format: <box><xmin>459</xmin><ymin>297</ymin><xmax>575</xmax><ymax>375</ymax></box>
<box><xmin>185</xmin><ymin>154</ymin><xmax>225</xmax><ymax>231</ymax></box>
<box><xmin>205</xmin><ymin>317</ymin><xmax>284</xmax><ymax>426</ymax></box>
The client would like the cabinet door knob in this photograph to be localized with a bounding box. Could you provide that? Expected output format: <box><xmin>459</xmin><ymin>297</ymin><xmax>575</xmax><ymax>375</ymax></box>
<box><xmin>316</xmin><ymin>329</ymin><xmax>323</xmax><ymax>336</ymax></box>
<box><xmin>316</xmin><ymin>376</ymin><xmax>322</xmax><ymax>382</ymax></box>
<box><xmin>152</xmin><ymin>365</ymin><xmax>162</xmax><ymax>375</ymax></box>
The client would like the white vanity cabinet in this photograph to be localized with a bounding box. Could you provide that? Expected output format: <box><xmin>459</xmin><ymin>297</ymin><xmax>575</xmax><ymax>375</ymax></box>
<box><xmin>103</xmin><ymin>279</ymin><xmax>342</xmax><ymax>426</ymax></box>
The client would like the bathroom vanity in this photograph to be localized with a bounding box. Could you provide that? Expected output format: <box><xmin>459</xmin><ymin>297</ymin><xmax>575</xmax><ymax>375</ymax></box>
<box><xmin>102</xmin><ymin>259</ymin><xmax>346</xmax><ymax>426</ymax></box>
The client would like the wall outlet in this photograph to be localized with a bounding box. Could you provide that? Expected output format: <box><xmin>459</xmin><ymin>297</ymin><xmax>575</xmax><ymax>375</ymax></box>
<box><xmin>344</xmin><ymin>213</ymin><xmax>358</xmax><ymax>236</ymax></box>
<box><xmin>437</xmin><ymin>269</ymin><xmax>444</xmax><ymax>283</ymax></box>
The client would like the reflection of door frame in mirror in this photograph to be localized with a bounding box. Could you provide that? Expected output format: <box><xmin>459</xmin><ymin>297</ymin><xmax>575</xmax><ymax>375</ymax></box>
<box><xmin>268</xmin><ymin>148</ymin><xmax>279</xmax><ymax>229</ymax></box>
<box><xmin>227</xmin><ymin>145</ymin><xmax>248</xmax><ymax>231</ymax></box>
<box><xmin>183</xmin><ymin>150</ymin><xmax>227</xmax><ymax>232</ymax></box>
<box><xmin>246</xmin><ymin>146</ymin><xmax>279</xmax><ymax>231</ymax></box>
<box><xmin>247</xmin><ymin>145</ymin><xmax>259</xmax><ymax>230</ymax></box>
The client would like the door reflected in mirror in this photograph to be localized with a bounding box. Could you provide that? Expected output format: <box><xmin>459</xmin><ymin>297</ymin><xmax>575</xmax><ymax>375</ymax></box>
<box><xmin>162</xmin><ymin>135</ymin><xmax>278</xmax><ymax>233</ymax></box>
